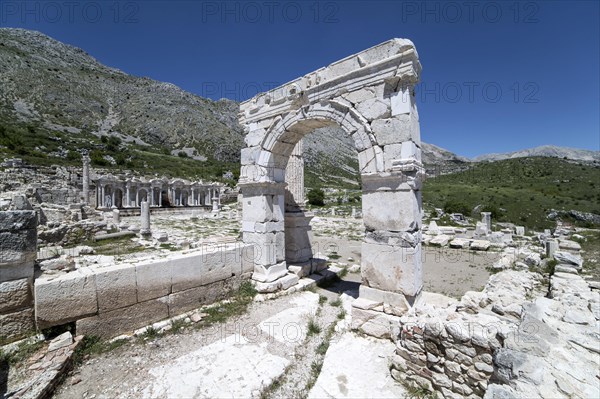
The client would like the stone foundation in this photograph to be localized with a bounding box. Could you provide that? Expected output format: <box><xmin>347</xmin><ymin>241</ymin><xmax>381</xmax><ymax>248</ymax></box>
<box><xmin>0</xmin><ymin>209</ymin><xmax>37</xmax><ymax>344</ymax></box>
<box><xmin>34</xmin><ymin>243</ymin><xmax>254</xmax><ymax>338</ymax></box>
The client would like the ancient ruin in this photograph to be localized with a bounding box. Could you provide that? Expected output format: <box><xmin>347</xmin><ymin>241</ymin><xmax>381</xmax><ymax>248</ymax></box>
<box><xmin>94</xmin><ymin>174</ymin><xmax>223</xmax><ymax>209</ymax></box>
<box><xmin>238</xmin><ymin>39</ymin><xmax>425</xmax><ymax>319</ymax></box>
<box><xmin>1</xmin><ymin>36</ymin><xmax>599</xmax><ymax>399</ymax></box>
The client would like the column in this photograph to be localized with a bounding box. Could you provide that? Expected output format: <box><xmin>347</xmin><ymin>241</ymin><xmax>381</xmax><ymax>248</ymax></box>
<box><xmin>284</xmin><ymin>140</ymin><xmax>305</xmax><ymax>211</ymax></box>
<box><xmin>240</xmin><ymin>182</ymin><xmax>287</xmax><ymax>284</ymax></box>
<box><xmin>159</xmin><ymin>189</ymin><xmax>163</xmax><ymax>207</ymax></box>
<box><xmin>111</xmin><ymin>191</ymin><xmax>115</xmax><ymax>208</ymax></box>
<box><xmin>100</xmin><ymin>185</ymin><xmax>105</xmax><ymax>208</ymax></box>
<box><xmin>140</xmin><ymin>201</ymin><xmax>151</xmax><ymax>236</ymax></box>
<box><xmin>284</xmin><ymin>140</ymin><xmax>313</xmax><ymax>264</ymax></box>
<box><xmin>135</xmin><ymin>190</ymin><xmax>139</xmax><ymax>207</ymax></box>
<box><xmin>125</xmin><ymin>184</ymin><xmax>130</xmax><ymax>208</ymax></box>
<box><xmin>481</xmin><ymin>212</ymin><xmax>492</xmax><ymax>232</ymax></box>
<box><xmin>82</xmin><ymin>155</ymin><xmax>90</xmax><ymax>204</ymax></box>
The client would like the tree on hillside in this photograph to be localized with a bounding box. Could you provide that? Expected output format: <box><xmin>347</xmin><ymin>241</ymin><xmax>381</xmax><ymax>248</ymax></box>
<box><xmin>307</xmin><ymin>188</ymin><xmax>325</xmax><ymax>206</ymax></box>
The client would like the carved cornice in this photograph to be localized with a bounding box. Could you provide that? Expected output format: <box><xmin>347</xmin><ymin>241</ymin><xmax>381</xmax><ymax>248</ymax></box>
<box><xmin>240</xmin><ymin>38</ymin><xmax>421</xmax><ymax>125</ymax></box>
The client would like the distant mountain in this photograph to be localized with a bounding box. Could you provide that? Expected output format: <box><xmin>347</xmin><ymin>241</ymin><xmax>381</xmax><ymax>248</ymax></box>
<box><xmin>473</xmin><ymin>145</ymin><xmax>600</xmax><ymax>163</ymax></box>
<box><xmin>421</xmin><ymin>142</ymin><xmax>469</xmax><ymax>164</ymax></box>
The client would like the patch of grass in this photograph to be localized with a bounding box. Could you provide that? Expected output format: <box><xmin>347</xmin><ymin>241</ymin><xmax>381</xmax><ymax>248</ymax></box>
<box><xmin>545</xmin><ymin>259</ymin><xmax>558</xmax><ymax>276</ymax></box>
<box><xmin>318</xmin><ymin>295</ymin><xmax>328</xmax><ymax>306</ymax></box>
<box><xmin>338</xmin><ymin>267</ymin><xmax>348</xmax><ymax>279</ymax></box>
<box><xmin>0</xmin><ymin>340</ymin><xmax>45</xmax><ymax>365</ymax></box>
<box><xmin>73</xmin><ymin>336</ymin><xmax>128</xmax><ymax>365</ymax></box>
<box><xmin>141</xmin><ymin>326</ymin><xmax>161</xmax><ymax>340</ymax></box>
<box><xmin>403</xmin><ymin>381</ymin><xmax>438</xmax><ymax>399</ymax></box>
<box><xmin>337</xmin><ymin>309</ymin><xmax>346</xmax><ymax>320</ymax></box>
<box><xmin>305</xmin><ymin>360</ymin><xmax>324</xmax><ymax>392</ymax></box>
<box><xmin>159</xmin><ymin>243</ymin><xmax>178</xmax><ymax>251</ymax></box>
<box><xmin>170</xmin><ymin>318</ymin><xmax>187</xmax><ymax>334</ymax></box>
<box><xmin>330</xmin><ymin>298</ymin><xmax>342</xmax><ymax>307</ymax></box>
<box><xmin>198</xmin><ymin>281</ymin><xmax>257</xmax><ymax>327</ymax></box>
<box><xmin>306</xmin><ymin>318</ymin><xmax>321</xmax><ymax>337</ymax></box>
<box><xmin>316</xmin><ymin>340</ymin><xmax>329</xmax><ymax>356</ymax></box>
<box><xmin>328</xmin><ymin>252</ymin><xmax>341</xmax><ymax>260</ymax></box>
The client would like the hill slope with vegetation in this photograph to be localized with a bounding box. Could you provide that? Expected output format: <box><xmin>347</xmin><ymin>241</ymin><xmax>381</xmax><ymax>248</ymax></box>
<box><xmin>423</xmin><ymin>157</ymin><xmax>600</xmax><ymax>229</ymax></box>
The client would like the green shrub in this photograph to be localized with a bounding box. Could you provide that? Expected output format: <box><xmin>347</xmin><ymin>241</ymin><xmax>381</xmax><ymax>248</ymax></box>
<box><xmin>307</xmin><ymin>188</ymin><xmax>325</xmax><ymax>206</ymax></box>
<box><xmin>443</xmin><ymin>200</ymin><xmax>470</xmax><ymax>216</ymax></box>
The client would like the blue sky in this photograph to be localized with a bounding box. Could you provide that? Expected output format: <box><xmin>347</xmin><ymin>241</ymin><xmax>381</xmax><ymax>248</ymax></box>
<box><xmin>1</xmin><ymin>0</ymin><xmax>598</xmax><ymax>157</ymax></box>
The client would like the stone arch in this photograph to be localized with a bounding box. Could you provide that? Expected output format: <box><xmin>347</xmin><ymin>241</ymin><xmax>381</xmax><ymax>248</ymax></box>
<box><xmin>257</xmin><ymin>100</ymin><xmax>384</xmax><ymax>178</ymax></box>
<box><xmin>238</xmin><ymin>38</ymin><xmax>424</xmax><ymax>314</ymax></box>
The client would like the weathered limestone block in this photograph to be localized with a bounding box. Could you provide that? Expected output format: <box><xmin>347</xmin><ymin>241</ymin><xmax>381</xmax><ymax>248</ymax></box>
<box><xmin>95</xmin><ymin>264</ymin><xmax>138</xmax><ymax>312</ymax></box>
<box><xmin>136</xmin><ymin>259</ymin><xmax>172</xmax><ymax>302</ymax></box>
<box><xmin>239</xmin><ymin>244</ymin><xmax>255</xmax><ymax>275</ymax></box>
<box><xmin>356</xmin><ymin>98</ymin><xmax>391</xmax><ymax>121</ymax></box>
<box><xmin>168</xmin><ymin>278</ymin><xmax>238</xmax><ymax>316</ymax></box>
<box><xmin>358</xmin><ymin>285</ymin><xmax>411</xmax><ymax>316</ymax></box>
<box><xmin>170</xmin><ymin>252</ymin><xmax>210</xmax><ymax>293</ymax></box>
<box><xmin>371</xmin><ymin>114</ymin><xmax>420</xmax><ymax>146</ymax></box>
<box><xmin>201</xmin><ymin>247</ymin><xmax>236</xmax><ymax>286</ymax></box>
<box><xmin>243</xmin><ymin>231</ymin><xmax>277</xmax><ymax>267</ymax></box>
<box><xmin>361</xmin><ymin>242</ymin><xmax>422</xmax><ymax>297</ymax></box>
<box><xmin>35</xmin><ymin>270</ymin><xmax>98</xmax><ymax>328</ymax></box>
<box><xmin>0</xmin><ymin>211</ymin><xmax>37</xmax><ymax>281</ymax></box>
<box><xmin>351</xmin><ymin>307</ymin><xmax>398</xmax><ymax>339</ymax></box>
<box><xmin>362</xmin><ymin>190</ymin><xmax>421</xmax><ymax>232</ymax></box>
<box><xmin>0</xmin><ymin>277</ymin><xmax>32</xmax><ymax>313</ymax></box>
<box><xmin>252</xmin><ymin>261</ymin><xmax>288</xmax><ymax>283</ymax></box>
<box><xmin>0</xmin><ymin>308</ymin><xmax>35</xmax><ymax>342</ymax></box>
<box><xmin>357</xmin><ymin>146</ymin><xmax>384</xmax><ymax>174</ymax></box>
<box><xmin>76</xmin><ymin>298</ymin><xmax>169</xmax><ymax>339</ymax></box>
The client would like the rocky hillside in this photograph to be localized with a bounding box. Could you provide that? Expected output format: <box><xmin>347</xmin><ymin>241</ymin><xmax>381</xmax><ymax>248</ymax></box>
<box><xmin>0</xmin><ymin>28</ymin><xmax>244</xmax><ymax>162</ymax></box>
<box><xmin>473</xmin><ymin>145</ymin><xmax>600</xmax><ymax>162</ymax></box>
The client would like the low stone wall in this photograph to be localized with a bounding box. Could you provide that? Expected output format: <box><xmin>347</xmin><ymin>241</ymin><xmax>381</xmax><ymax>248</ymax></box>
<box><xmin>0</xmin><ymin>210</ymin><xmax>37</xmax><ymax>344</ymax></box>
<box><xmin>34</xmin><ymin>243</ymin><xmax>255</xmax><ymax>338</ymax></box>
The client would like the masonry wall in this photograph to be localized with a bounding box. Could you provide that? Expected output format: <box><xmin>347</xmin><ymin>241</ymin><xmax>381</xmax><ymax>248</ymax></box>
<box><xmin>34</xmin><ymin>243</ymin><xmax>255</xmax><ymax>338</ymax></box>
<box><xmin>0</xmin><ymin>210</ymin><xmax>37</xmax><ymax>344</ymax></box>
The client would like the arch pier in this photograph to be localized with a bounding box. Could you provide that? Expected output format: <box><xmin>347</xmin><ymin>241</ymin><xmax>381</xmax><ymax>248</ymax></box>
<box><xmin>238</xmin><ymin>38</ymin><xmax>425</xmax><ymax>317</ymax></box>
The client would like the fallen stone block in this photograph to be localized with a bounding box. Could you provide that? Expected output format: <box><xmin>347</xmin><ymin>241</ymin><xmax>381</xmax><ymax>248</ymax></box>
<box><xmin>430</xmin><ymin>234</ymin><xmax>450</xmax><ymax>247</ymax></box>
<box><xmin>470</xmin><ymin>240</ymin><xmax>490</xmax><ymax>251</ymax></box>
<box><xmin>553</xmin><ymin>251</ymin><xmax>583</xmax><ymax>268</ymax></box>
<box><xmin>48</xmin><ymin>331</ymin><xmax>73</xmax><ymax>352</ymax></box>
<box><xmin>449</xmin><ymin>238</ymin><xmax>470</xmax><ymax>249</ymax></box>
<box><xmin>554</xmin><ymin>264</ymin><xmax>578</xmax><ymax>274</ymax></box>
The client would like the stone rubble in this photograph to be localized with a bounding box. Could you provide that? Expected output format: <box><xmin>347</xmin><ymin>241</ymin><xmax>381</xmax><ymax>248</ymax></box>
<box><xmin>389</xmin><ymin>270</ymin><xmax>600</xmax><ymax>399</ymax></box>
